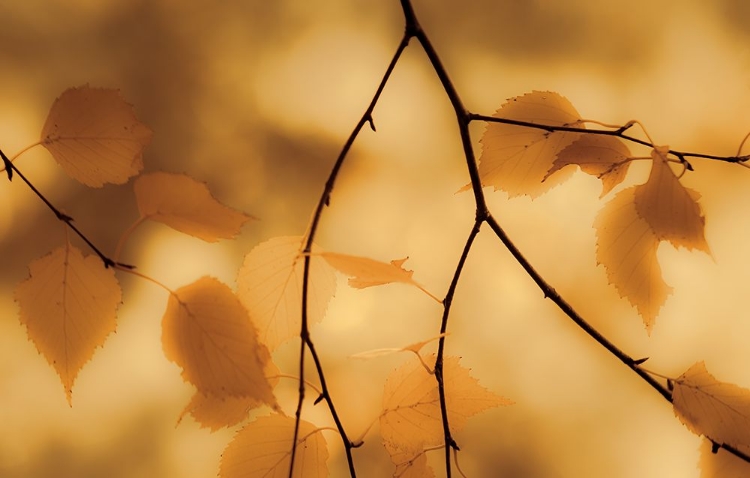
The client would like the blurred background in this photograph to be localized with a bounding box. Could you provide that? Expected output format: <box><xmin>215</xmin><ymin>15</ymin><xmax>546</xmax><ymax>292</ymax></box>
<box><xmin>0</xmin><ymin>0</ymin><xmax>749</xmax><ymax>476</ymax></box>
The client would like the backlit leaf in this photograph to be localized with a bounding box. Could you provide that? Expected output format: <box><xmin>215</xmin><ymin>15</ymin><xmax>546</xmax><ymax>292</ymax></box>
<box><xmin>380</xmin><ymin>355</ymin><xmax>512</xmax><ymax>452</ymax></box>
<box><xmin>699</xmin><ymin>438</ymin><xmax>750</xmax><ymax>478</ymax></box>
<box><xmin>384</xmin><ymin>443</ymin><xmax>434</xmax><ymax>478</ymax></box>
<box><xmin>594</xmin><ymin>187</ymin><xmax>670</xmax><ymax>331</ymax></box>
<box><xmin>15</xmin><ymin>242</ymin><xmax>122</xmax><ymax>404</ymax></box>
<box><xmin>162</xmin><ymin>276</ymin><xmax>276</xmax><ymax>408</ymax></box>
<box><xmin>547</xmin><ymin>134</ymin><xmax>632</xmax><ymax>197</ymax></box>
<box><xmin>478</xmin><ymin>91</ymin><xmax>583</xmax><ymax>197</ymax></box>
<box><xmin>41</xmin><ymin>85</ymin><xmax>151</xmax><ymax>187</ymax></box>
<box><xmin>634</xmin><ymin>147</ymin><xmax>709</xmax><ymax>252</ymax></box>
<box><xmin>672</xmin><ymin>362</ymin><xmax>750</xmax><ymax>450</ymax></box>
<box><xmin>134</xmin><ymin>172</ymin><xmax>253</xmax><ymax>242</ymax></box>
<box><xmin>236</xmin><ymin>236</ymin><xmax>337</xmax><ymax>352</ymax></box>
<box><xmin>320</xmin><ymin>253</ymin><xmax>439</xmax><ymax>302</ymax></box>
<box><xmin>219</xmin><ymin>414</ymin><xmax>328</xmax><ymax>478</ymax></box>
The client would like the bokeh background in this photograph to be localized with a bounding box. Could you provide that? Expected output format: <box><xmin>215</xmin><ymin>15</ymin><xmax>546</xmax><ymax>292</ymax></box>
<box><xmin>1</xmin><ymin>0</ymin><xmax>750</xmax><ymax>477</ymax></box>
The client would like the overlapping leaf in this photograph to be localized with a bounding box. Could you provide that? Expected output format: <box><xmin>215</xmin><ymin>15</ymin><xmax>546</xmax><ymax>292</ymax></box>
<box><xmin>384</xmin><ymin>443</ymin><xmax>434</xmax><ymax>478</ymax></box>
<box><xmin>219</xmin><ymin>414</ymin><xmax>328</xmax><ymax>478</ymax></box>
<box><xmin>320</xmin><ymin>252</ymin><xmax>439</xmax><ymax>301</ymax></box>
<box><xmin>15</xmin><ymin>242</ymin><xmax>122</xmax><ymax>404</ymax></box>
<box><xmin>672</xmin><ymin>362</ymin><xmax>750</xmax><ymax>450</ymax></box>
<box><xmin>236</xmin><ymin>236</ymin><xmax>337</xmax><ymax>352</ymax></box>
<box><xmin>380</xmin><ymin>355</ymin><xmax>512</xmax><ymax>453</ymax></box>
<box><xmin>162</xmin><ymin>276</ymin><xmax>276</xmax><ymax>408</ymax></box>
<box><xmin>546</xmin><ymin>134</ymin><xmax>632</xmax><ymax>197</ymax></box>
<box><xmin>478</xmin><ymin>90</ymin><xmax>584</xmax><ymax>197</ymax></box>
<box><xmin>134</xmin><ymin>172</ymin><xmax>253</xmax><ymax>242</ymax></box>
<box><xmin>41</xmin><ymin>85</ymin><xmax>152</xmax><ymax>187</ymax></box>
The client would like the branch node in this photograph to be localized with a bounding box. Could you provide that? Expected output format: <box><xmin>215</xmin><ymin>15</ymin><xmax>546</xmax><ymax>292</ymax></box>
<box><xmin>711</xmin><ymin>441</ymin><xmax>720</xmax><ymax>454</ymax></box>
<box><xmin>351</xmin><ymin>440</ymin><xmax>364</xmax><ymax>449</ymax></box>
<box><xmin>367</xmin><ymin>115</ymin><xmax>376</xmax><ymax>132</ymax></box>
<box><xmin>632</xmin><ymin>357</ymin><xmax>649</xmax><ymax>366</ymax></box>
<box><xmin>313</xmin><ymin>393</ymin><xmax>325</xmax><ymax>405</ymax></box>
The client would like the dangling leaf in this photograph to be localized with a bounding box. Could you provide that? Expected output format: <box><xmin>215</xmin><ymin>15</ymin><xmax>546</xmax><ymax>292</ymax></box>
<box><xmin>320</xmin><ymin>252</ymin><xmax>439</xmax><ymax>302</ymax></box>
<box><xmin>478</xmin><ymin>91</ymin><xmax>584</xmax><ymax>197</ymax></box>
<box><xmin>236</xmin><ymin>236</ymin><xmax>337</xmax><ymax>352</ymax></box>
<box><xmin>380</xmin><ymin>355</ymin><xmax>512</xmax><ymax>453</ymax></box>
<box><xmin>41</xmin><ymin>85</ymin><xmax>151</xmax><ymax>187</ymax></box>
<box><xmin>219</xmin><ymin>414</ymin><xmax>328</xmax><ymax>478</ymax></box>
<box><xmin>134</xmin><ymin>172</ymin><xmax>253</xmax><ymax>242</ymax></box>
<box><xmin>547</xmin><ymin>134</ymin><xmax>632</xmax><ymax>197</ymax></box>
<box><xmin>594</xmin><ymin>187</ymin><xmax>670</xmax><ymax>331</ymax></box>
<box><xmin>15</xmin><ymin>242</ymin><xmax>122</xmax><ymax>404</ymax></box>
<box><xmin>634</xmin><ymin>147</ymin><xmax>709</xmax><ymax>252</ymax></box>
<box><xmin>162</xmin><ymin>276</ymin><xmax>276</xmax><ymax>408</ymax></box>
<box><xmin>672</xmin><ymin>362</ymin><xmax>750</xmax><ymax>450</ymax></box>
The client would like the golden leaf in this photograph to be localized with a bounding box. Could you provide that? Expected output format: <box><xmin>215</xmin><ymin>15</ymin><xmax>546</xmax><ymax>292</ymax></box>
<box><xmin>478</xmin><ymin>90</ymin><xmax>583</xmax><ymax>198</ymax></box>
<box><xmin>134</xmin><ymin>172</ymin><xmax>253</xmax><ymax>242</ymax></box>
<box><xmin>41</xmin><ymin>85</ymin><xmax>151</xmax><ymax>187</ymax></box>
<box><xmin>634</xmin><ymin>147</ymin><xmax>709</xmax><ymax>252</ymax></box>
<box><xmin>547</xmin><ymin>134</ymin><xmax>632</xmax><ymax>197</ymax></box>
<box><xmin>15</xmin><ymin>242</ymin><xmax>122</xmax><ymax>404</ymax></box>
<box><xmin>219</xmin><ymin>414</ymin><xmax>328</xmax><ymax>478</ymax></box>
<box><xmin>380</xmin><ymin>355</ymin><xmax>512</xmax><ymax>453</ymax></box>
<box><xmin>161</xmin><ymin>276</ymin><xmax>276</xmax><ymax>408</ymax></box>
<box><xmin>384</xmin><ymin>443</ymin><xmax>434</xmax><ymax>478</ymax></box>
<box><xmin>672</xmin><ymin>362</ymin><xmax>750</xmax><ymax>450</ymax></box>
<box><xmin>236</xmin><ymin>236</ymin><xmax>337</xmax><ymax>352</ymax></box>
<box><xmin>594</xmin><ymin>187</ymin><xmax>670</xmax><ymax>331</ymax></box>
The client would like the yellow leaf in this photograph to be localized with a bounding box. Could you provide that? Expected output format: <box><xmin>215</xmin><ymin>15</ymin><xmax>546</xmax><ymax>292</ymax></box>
<box><xmin>594</xmin><ymin>187</ymin><xmax>670</xmax><ymax>331</ymax></box>
<box><xmin>380</xmin><ymin>355</ymin><xmax>512</xmax><ymax>452</ymax></box>
<box><xmin>635</xmin><ymin>147</ymin><xmax>709</xmax><ymax>252</ymax></box>
<box><xmin>236</xmin><ymin>236</ymin><xmax>337</xmax><ymax>352</ymax></box>
<box><xmin>672</xmin><ymin>362</ymin><xmax>750</xmax><ymax>450</ymax></box>
<box><xmin>41</xmin><ymin>85</ymin><xmax>152</xmax><ymax>187</ymax></box>
<box><xmin>15</xmin><ymin>242</ymin><xmax>122</xmax><ymax>404</ymax></box>
<box><xmin>320</xmin><ymin>252</ymin><xmax>439</xmax><ymax>302</ymax></box>
<box><xmin>134</xmin><ymin>172</ymin><xmax>253</xmax><ymax>242</ymax></box>
<box><xmin>384</xmin><ymin>443</ymin><xmax>435</xmax><ymax>478</ymax></box>
<box><xmin>219</xmin><ymin>414</ymin><xmax>328</xmax><ymax>478</ymax></box>
<box><xmin>180</xmin><ymin>360</ymin><xmax>280</xmax><ymax>431</ymax></box>
<box><xmin>699</xmin><ymin>438</ymin><xmax>750</xmax><ymax>478</ymax></box>
<box><xmin>161</xmin><ymin>276</ymin><xmax>276</xmax><ymax>408</ymax></box>
<box><xmin>546</xmin><ymin>134</ymin><xmax>632</xmax><ymax>197</ymax></box>
<box><xmin>478</xmin><ymin>91</ymin><xmax>583</xmax><ymax>198</ymax></box>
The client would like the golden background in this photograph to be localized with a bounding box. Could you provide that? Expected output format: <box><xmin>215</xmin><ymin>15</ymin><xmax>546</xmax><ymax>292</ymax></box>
<box><xmin>0</xmin><ymin>0</ymin><xmax>749</xmax><ymax>476</ymax></box>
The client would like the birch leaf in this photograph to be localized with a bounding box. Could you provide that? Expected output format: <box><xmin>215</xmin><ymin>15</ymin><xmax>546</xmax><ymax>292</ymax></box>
<box><xmin>320</xmin><ymin>252</ymin><xmax>439</xmax><ymax>302</ymax></box>
<box><xmin>478</xmin><ymin>90</ymin><xmax>584</xmax><ymax>197</ymax></box>
<box><xmin>380</xmin><ymin>355</ymin><xmax>512</xmax><ymax>452</ymax></box>
<box><xmin>384</xmin><ymin>443</ymin><xmax>434</xmax><ymax>478</ymax></box>
<box><xmin>162</xmin><ymin>276</ymin><xmax>276</xmax><ymax>408</ymax></box>
<box><xmin>219</xmin><ymin>414</ymin><xmax>328</xmax><ymax>478</ymax></box>
<box><xmin>547</xmin><ymin>135</ymin><xmax>632</xmax><ymax>197</ymax></box>
<box><xmin>134</xmin><ymin>172</ymin><xmax>253</xmax><ymax>242</ymax></box>
<box><xmin>15</xmin><ymin>242</ymin><xmax>122</xmax><ymax>404</ymax></box>
<box><xmin>635</xmin><ymin>147</ymin><xmax>709</xmax><ymax>253</ymax></box>
<box><xmin>594</xmin><ymin>187</ymin><xmax>670</xmax><ymax>331</ymax></box>
<box><xmin>41</xmin><ymin>85</ymin><xmax>151</xmax><ymax>187</ymax></box>
<box><xmin>672</xmin><ymin>361</ymin><xmax>750</xmax><ymax>449</ymax></box>
<box><xmin>180</xmin><ymin>360</ymin><xmax>280</xmax><ymax>431</ymax></box>
<box><xmin>699</xmin><ymin>438</ymin><xmax>750</xmax><ymax>478</ymax></box>
<box><xmin>236</xmin><ymin>236</ymin><xmax>337</xmax><ymax>352</ymax></box>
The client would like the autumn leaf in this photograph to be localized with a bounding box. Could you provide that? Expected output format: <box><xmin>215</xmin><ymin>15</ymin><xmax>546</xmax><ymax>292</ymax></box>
<box><xmin>380</xmin><ymin>355</ymin><xmax>512</xmax><ymax>453</ymax></box>
<box><xmin>41</xmin><ymin>85</ymin><xmax>152</xmax><ymax>187</ymax></box>
<box><xmin>546</xmin><ymin>134</ymin><xmax>632</xmax><ymax>197</ymax></box>
<box><xmin>672</xmin><ymin>361</ymin><xmax>750</xmax><ymax>451</ymax></box>
<box><xmin>478</xmin><ymin>90</ymin><xmax>584</xmax><ymax>198</ymax></box>
<box><xmin>236</xmin><ymin>236</ymin><xmax>337</xmax><ymax>352</ymax></box>
<box><xmin>180</xmin><ymin>360</ymin><xmax>280</xmax><ymax>431</ymax></box>
<box><xmin>219</xmin><ymin>414</ymin><xmax>328</xmax><ymax>478</ymax></box>
<box><xmin>634</xmin><ymin>147</ymin><xmax>709</xmax><ymax>252</ymax></box>
<box><xmin>134</xmin><ymin>172</ymin><xmax>253</xmax><ymax>242</ymax></box>
<box><xmin>15</xmin><ymin>242</ymin><xmax>122</xmax><ymax>404</ymax></box>
<box><xmin>594</xmin><ymin>187</ymin><xmax>670</xmax><ymax>331</ymax></box>
<box><xmin>162</xmin><ymin>276</ymin><xmax>276</xmax><ymax>408</ymax></box>
<box><xmin>320</xmin><ymin>252</ymin><xmax>439</xmax><ymax>302</ymax></box>
<box><xmin>384</xmin><ymin>443</ymin><xmax>434</xmax><ymax>478</ymax></box>
<box><xmin>699</xmin><ymin>438</ymin><xmax>750</xmax><ymax>478</ymax></box>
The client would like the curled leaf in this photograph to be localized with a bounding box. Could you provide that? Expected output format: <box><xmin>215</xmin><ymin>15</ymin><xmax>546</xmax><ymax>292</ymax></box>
<box><xmin>15</xmin><ymin>242</ymin><xmax>122</xmax><ymax>404</ymax></box>
<box><xmin>134</xmin><ymin>172</ymin><xmax>253</xmax><ymax>242</ymax></box>
<box><xmin>41</xmin><ymin>85</ymin><xmax>151</xmax><ymax>187</ymax></box>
